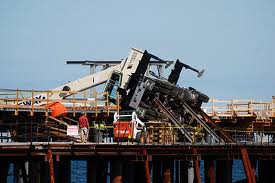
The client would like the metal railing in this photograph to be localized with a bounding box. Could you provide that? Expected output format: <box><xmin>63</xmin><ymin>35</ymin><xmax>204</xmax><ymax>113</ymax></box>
<box><xmin>202</xmin><ymin>98</ymin><xmax>274</xmax><ymax>119</ymax></box>
<box><xmin>0</xmin><ymin>88</ymin><xmax>118</xmax><ymax>117</ymax></box>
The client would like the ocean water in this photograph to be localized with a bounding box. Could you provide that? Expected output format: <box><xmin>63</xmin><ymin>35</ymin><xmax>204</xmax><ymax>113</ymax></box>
<box><xmin>70</xmin><ymin>160</ymin><xmax>248</xmax><ymax>183</ymax></box>
<box><xmin>232</xmin><ymin>160</ymin><xmax>247</xmax><ymax>182</ymax></box>
<box><xmin>71</xmin><ymin>161</ymin><xmax>88</xmax><ymax>183</ymax></box>
<box><xmin>199</xmin><ymin>160</ymin><xmax>247</xmax><ymax>183</ymax></box>
<box><xmin>6</xmin><ymin>160</ymin><xmax>247</xmax><ymax>183</ymax></box>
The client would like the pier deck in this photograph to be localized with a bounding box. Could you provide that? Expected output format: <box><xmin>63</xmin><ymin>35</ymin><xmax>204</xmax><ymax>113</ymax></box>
<box><xmin>1</xmin><ymin>142</ymin><xmax>275</xmax><ymax>160</ymax></box>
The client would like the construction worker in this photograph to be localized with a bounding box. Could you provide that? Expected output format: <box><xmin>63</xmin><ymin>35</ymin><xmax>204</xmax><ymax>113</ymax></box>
<box><xmin>91</xmin><ymin>120</ymin><xmax>107</xmax><ymax>142</ymax></box>
<box><xmin>99</xmin><ymin>121</ymin><xmax>106</xmax><ymax>130</ymax></box>
<box><xmin>92</xmin><ymin>120</ymin><xmax>106</xmax><ymax>131</ymax></box>
<box><xmin>78</xmin><ymin>112</ymin><xmax>89</xmax><ymax>143</ymax></box>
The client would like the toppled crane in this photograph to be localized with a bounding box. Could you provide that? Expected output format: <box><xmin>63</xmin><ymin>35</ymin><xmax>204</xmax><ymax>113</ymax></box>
<box><xmin>7</xmin><ymin>48</ymin><xmax>233</xmax><ymax>143</ymax></box>
<box><xmin>99</xmin><ymin>48</ymin><xmax>233</xmax><ymax>143</ymax></box>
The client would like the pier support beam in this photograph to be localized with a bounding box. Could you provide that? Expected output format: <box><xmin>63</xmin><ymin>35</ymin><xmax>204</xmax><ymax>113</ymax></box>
<box><xmin>97</xmin><ymin>159</ymin><xmax>108</xmax><ymax>183</ymax></box>
<box><xmin>41</xmin><ymin>158</ymin><xmax>49</xmax><ymax>183</ymax></box>
<box><xmin>216</xmin><ymin>160</ymin><xmax>232</xmax><ymax>183</ymax></box>
<box><xmin>162</xmin><ymin>160</ymin><xmax>171</xmax><ymax>183</ymax></box>
<box><xmin>87</xmin><ymin>159</ymin><xmax>96</xmax><ymax>183</ymax></box>
<box><xmin>122</xmin><ymin>160</ymin><xmax>130</xmax><ymax>183</ymax></box>
<box><xmin>193</xmin><ymin>159</ymin><xmax>201</xmax><ymax>183</ymax></box>
<box><xmin>241</xmin><ymin>147</ymin><xmax>256</xmax><ymax>183</ymax></box>
<box><xmin>170</xmin><ymin>159</ymin><xmax>175</xmax><ymax>183</ymax></box>
<box><xmin>143</xmin><ymin>149</ymin><xmax>151</xmax><ymax>183</ymax></box>
<box><xmin>187</xmin><ymin>161</ymin><xmax>194</xmax><ymax>183</ymax></box>
<box><xmin>110</xmin><ymin>160</ymin><xmax>122</xmax><ymax>183</ymax></box>
<box><xmin>175</xmin><ymin>160</ymin><xmax>180</xmax><ymax>183</ymax></box>
<box><xmin>0</xmin><ymin>160</ymin><xmax>10</xmax><ymax>183</ymax></box>
<box><xmin>193</xmin><ymin>149</ymin><xmax>201</xmax><ymax>183</ymax></box>
<box><xmin>251</xmin><ymin>159</ymin><xmax>257</xmax><ymax>176</ymax></box>
<box><xmin>55</xmin><ymin>156</ymin><xmax>71</xmax><ymax>183</ymax></box>
<box><xmin>128</xmin><ymin>161</ymin><xmax>147</xmax><ymax>183</ymax></box>
<box><xmin>29</xmin><ymin>160</ymin><xmax>41</xmax><ymax>183</ymax></box>
<box><xmin>87</xmin><ymin>158</ymin><xmax>108</xmax><ymax>183</ymax></box>
<box><xmin>145</xmin><ymin>160</ymin><xmax>151</xmax><ymax>183</ymax></box>
<box><xmin>179</xmin><ymin>161</ymin><xmax>189</xmax><ymax>183</ymax></box>
<box><xmin>47</xmin><ymin>149</ymin><xmax>55</xmax><ymax>183</ymax></box>
<box><xmin>204</xmin><ymin>160</ymin><xmax>215</xmax><ymax>183</ymax></box>
<box><xmin>15</xmin><ymin>162</ymin><xmax>28</xmax><ymax>183</ymax></box>
<box><xmin>153</xmin><ymin>158</ymin><xmax>162</xmax><ymax>183</ymax></box>
<box><xmin>258</xmin><ymin>160</ymin><xmax>275</xmax><ymax>183</ymax></box>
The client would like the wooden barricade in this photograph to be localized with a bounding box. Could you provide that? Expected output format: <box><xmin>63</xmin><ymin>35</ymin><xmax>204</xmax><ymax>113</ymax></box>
<box><xmin>146</xmin><ymin>121</ymin><xmax>177</xmax><ymax>144</ymax></box>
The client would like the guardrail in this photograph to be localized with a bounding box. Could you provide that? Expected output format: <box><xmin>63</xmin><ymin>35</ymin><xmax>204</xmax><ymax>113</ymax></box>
<box><xmin>202</xmin><ymin>98</ymin><xmax>274</xmax><ymax>119</ymax></box>
<box><xmin>0</xmin><ymin>88</ymin><xmax>119</xmax><ymax>117</ymax></box>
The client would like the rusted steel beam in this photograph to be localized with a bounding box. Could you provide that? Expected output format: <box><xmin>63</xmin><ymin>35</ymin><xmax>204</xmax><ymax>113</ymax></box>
<box><xmin>193</xmin><ymin>149</ymin><xmax>201</xmax><ymax>183</ymax></box>
<box><xmin>179</xmin><ymin>161</ymin><xmax>189</xmax><ymax>183</ymax></box>
<box><xmin>143</xmin><ymin>149</ymin><xmax>151</xmax><ymax>183</ymax></box>
<box><xmin>170</xmin><ymin>160</ymin><xmax>175</xmax><ymax>183</ymax></box>
<box><xmin>87</xmin><ymin>159</ymin><xmax>96</xmax><ymax>183</ymax></box>
<box><xmin>250</xmin><ymin>159</ymin><xmax>257</xmax><ymax>176</ymax></box>
<box><xmin>145</xmin><ymin>160</ymin><xmax>151</xmax><ymax>183</ymax></box>
<box><xmin>110</xmin><ymin>159</ymin><xmax>123</xmax><ymax>183</ymax></box>
<box><xmin>258</xmin><ymin>160</ymin><xmax>275</xmax><ymax>183</ymax></box>
<box><xmin>193</xmin><ymin>160</ymin><xmax>201</xmax><ymax>183</ymax></box>
<box><xmin>204</xmin><ymin>160</ymin><xmax>215</xmax><ymax>183</ymax></box>
<box><xmin>199</xmin><ymin>108</ymin><xmax>235</xmax><ymax>143</ymax></box>
<box><xmin>241</xmin><ymin>147</ymin><xmax>256</xmax><ymax>183</ymax></box>
<box><xmin>153</xmin><ymin>158</ymin><xmax>162</xmax><ymax>183</ymax></box>
<box><xmin>20</xmin><ymin>162</ymin><xmax>28</xmax><ymax>183</ymax></box>
<box><xmin>216</xmin><ymin>160</ymin><xmax>232</xmax><ymax>183</ymax></box>
<box><xmin>47</xmin><ymin>149</ymin><xmax>55</xmax><ymax>183</ymax></box>
<box><xmin>55</xmin><ymin>157</ymin><xmax>71</xmax><ymax>183</ymax></box>
<box><xmin>96</xmin><ymin>159</ymin><xmax>108</xmax><ymax>183</ymax></box>
<box><xmin>162</xmin><ymin>160</ymin><xmax>171</xmax><ymax>183</ymax></box>
<box><xmin>174</xmin><ymin>160</ymin><xmax>179</xmax><ymax>183</ymax></box>
<box><xmin>0</xmin><ymin>160</ymin><xmax>9</xmax><ymax>183</ymax></box>
<box><xmin>128</xmin><ymin>161</ymin><xmax>147</xmax><ymax>183</ymax></box>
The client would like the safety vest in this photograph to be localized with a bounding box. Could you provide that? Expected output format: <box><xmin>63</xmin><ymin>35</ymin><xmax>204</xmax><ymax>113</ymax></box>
<box><xmin>92</xmin><ymin>121</ymin><xmax>106</xmax><ymax>130</ymax></box>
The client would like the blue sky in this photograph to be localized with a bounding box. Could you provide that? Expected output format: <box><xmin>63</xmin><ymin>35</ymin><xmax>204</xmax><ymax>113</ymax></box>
<box><xmin>0</xmin><ymin>0</ymin><xmax>274</xmax><ymax>101</ymax></box>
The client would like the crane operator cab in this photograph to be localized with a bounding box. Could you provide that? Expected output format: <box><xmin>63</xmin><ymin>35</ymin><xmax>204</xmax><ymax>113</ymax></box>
<box><xmin>113</xmin><ymin>111</ymin><xmax>145</xmax><ymax>141</ymax></box>
<box><xmin>103</xmin><ymin>71</ymin><xmax>122</xmax><ymax>102</ymax></box>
